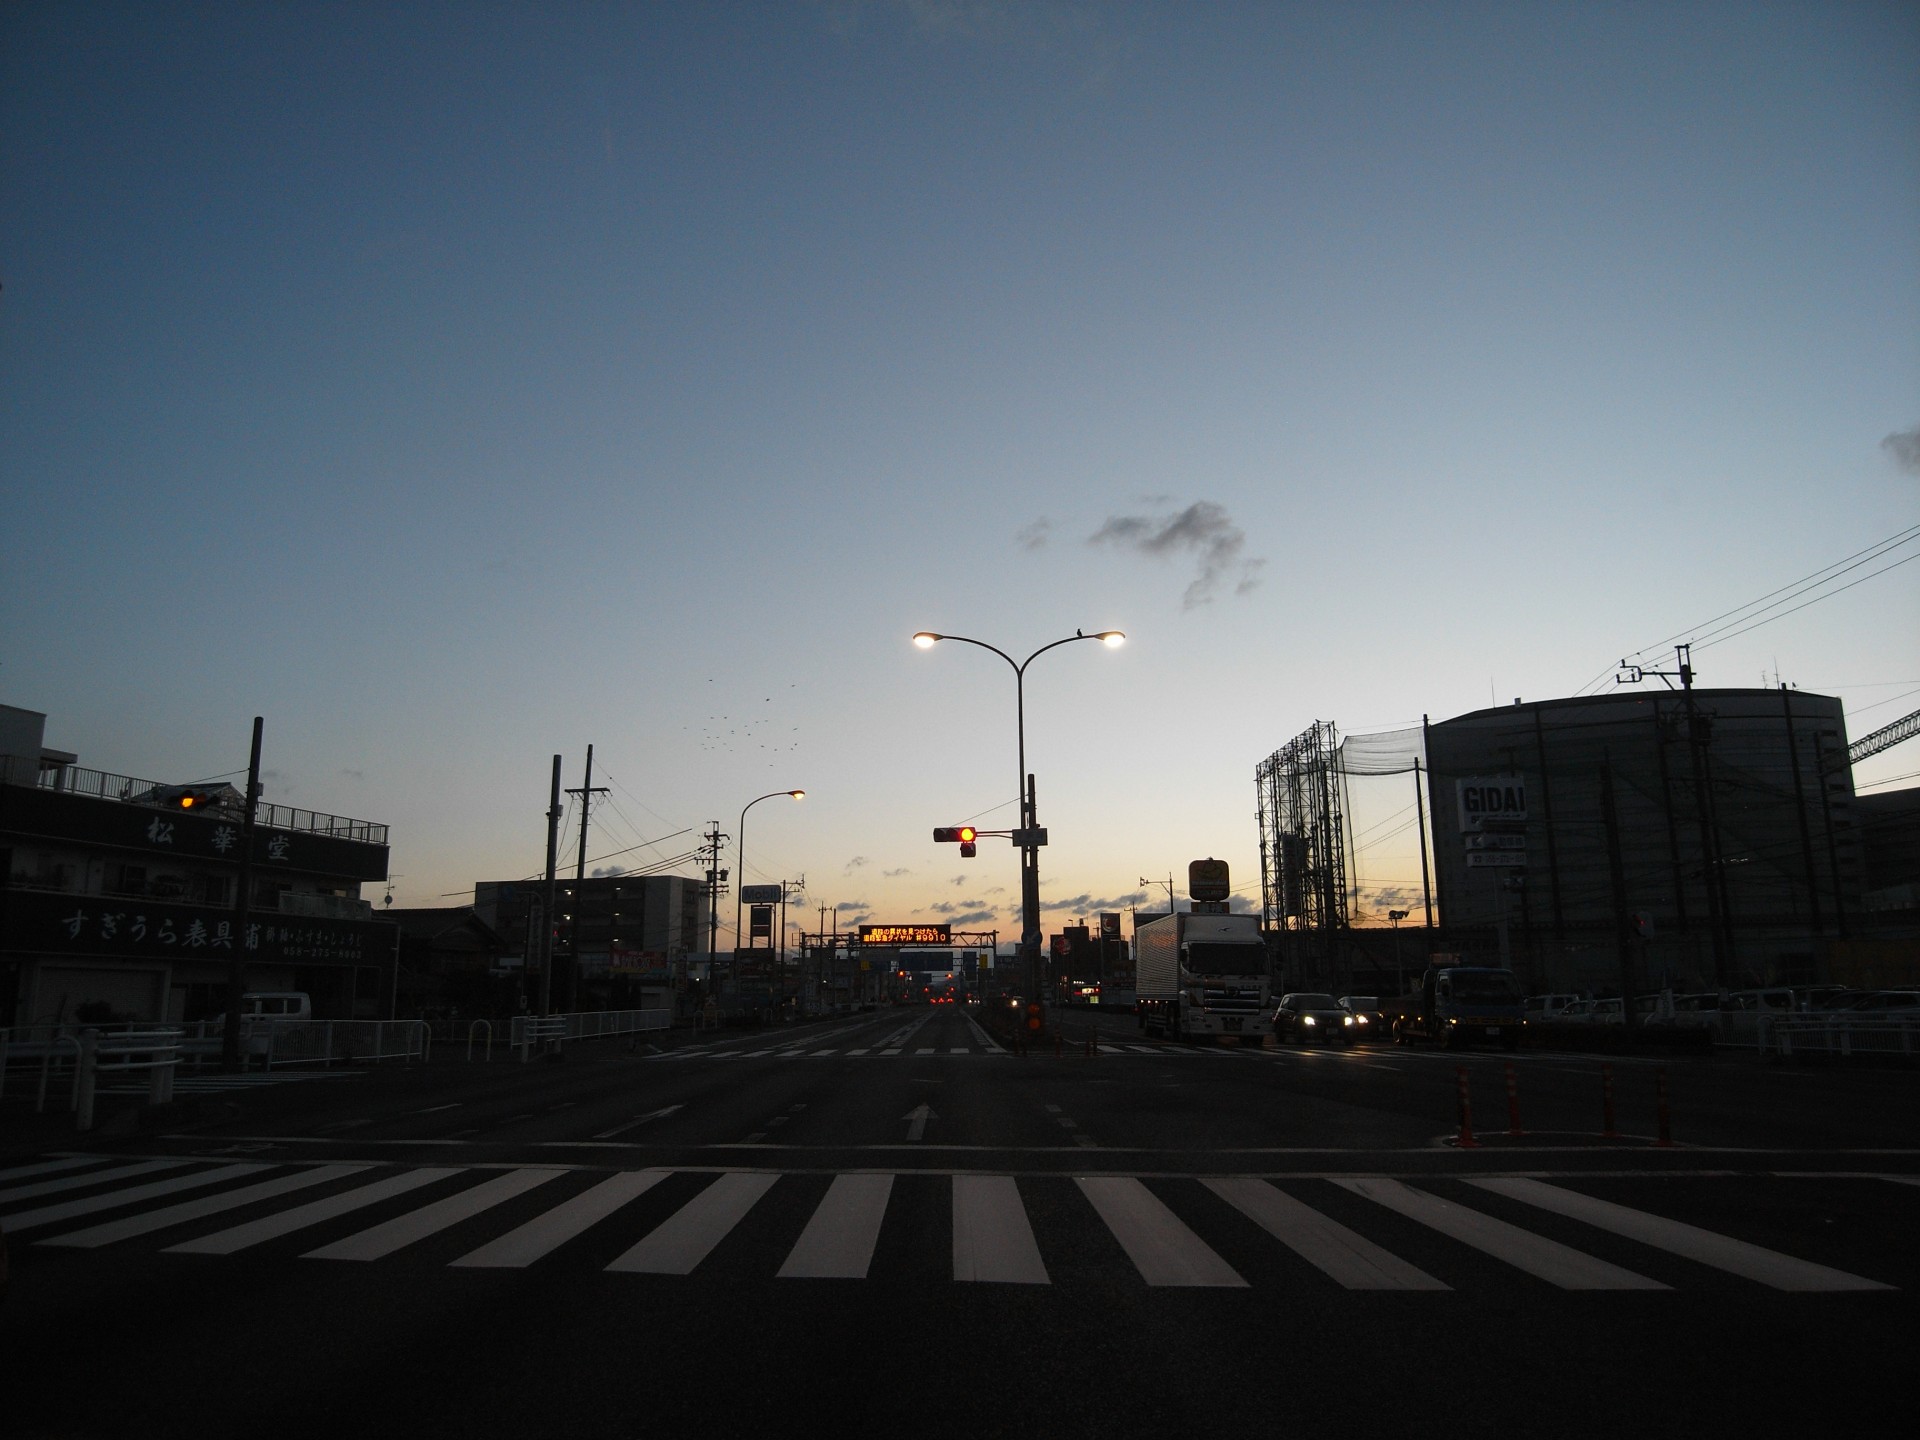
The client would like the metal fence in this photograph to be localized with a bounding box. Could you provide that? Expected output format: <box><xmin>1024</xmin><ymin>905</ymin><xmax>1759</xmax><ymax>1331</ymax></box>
<box><xmin>2</xmin><ymin>1019</ymin><xmax>428</xmax><ymax>1091</ymax></box>
<box><xmin>1765</xmin><ymin>1016</ymin><xmax>1920</xmax><ymax>1060</ymax></box>
<box><xmin>507</xmin><ymin>1008</ymin><xmax>671</xmax><ymax>1058</ymax></box>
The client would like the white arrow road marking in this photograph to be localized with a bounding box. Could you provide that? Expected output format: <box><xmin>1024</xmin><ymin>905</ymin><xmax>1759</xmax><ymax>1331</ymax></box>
<box><xmin>902</xmin><ymin>1104</ymin><xmax>937</xmax><ymax>1142</ymax></box>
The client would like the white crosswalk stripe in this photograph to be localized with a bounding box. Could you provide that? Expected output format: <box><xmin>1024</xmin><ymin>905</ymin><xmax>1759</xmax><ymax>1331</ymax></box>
<box><xmin>606</xmin><ymin>1171</ymin><xmax>780</xmax><ymax>1274</ymax></box>
<box><xmin>303</xmin><ymin>1167</ymin><xmax>564</xmax><ymax>1261</ymax></box>
<box><xmin>42</xmin><ymin>1163</ymin><xmax>374</xmax><ymax>1248</ymax></box>
<box><xmin>1203</xmin><ymin>1176</ymin><xmax>1448</xmax><ymax>1290</ymax></box>
<box><xmin>1467</xmin><ymin>1177</ymin><xmax>1891</xmax><ymax>1291</ymax></box>
<box><xmin>5</xmin><ymin>1157</ymin><xmax>1905</xmax><ymax>1295</ymax></box>
<box><xmin>953</xmin><ymin>1174</ymin><xmax>1049</xmax><ymax>1284</ymax></box>
<box><xmin>453</xmin><ymin>1169</ymin><xmax>669</xmax><ymax>1269</ymax></box>
<box><xmin>778</xmin><ymin>1173</ymin><xmax>893</xmax><ymax>1279</ymax></box>
<box><xmin>1334</xmin><ymin>1177</ymin><xmax>1667</xmax><ymax>1290</ymax></box>
<box><xmin>1076</xmin><ymin>1176</ymin><xmax>1247</xmax><ymax>1287</ymax></box>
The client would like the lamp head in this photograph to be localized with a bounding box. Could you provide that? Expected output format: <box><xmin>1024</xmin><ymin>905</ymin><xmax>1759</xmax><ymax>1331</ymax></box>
<box><xmin>1095</xmin><ymin>630</ymin><xmax>1126</xmax><ymax>647</ymax></box>
<box><xmin>788</xmin><ymin>790</ymin><xmax>805</xmax><ymax>800</ymax></box>
<box><xmin>912</xmin><ymin>632</ymin><xmax>941</xmax><ymax>648</ymax></box>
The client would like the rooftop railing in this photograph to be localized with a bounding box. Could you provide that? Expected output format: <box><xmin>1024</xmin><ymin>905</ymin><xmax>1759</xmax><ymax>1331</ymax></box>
<box><xmin>3</xmin><ymin>756</ymin><xmax>389</xmax><ymax>845</ymax></box>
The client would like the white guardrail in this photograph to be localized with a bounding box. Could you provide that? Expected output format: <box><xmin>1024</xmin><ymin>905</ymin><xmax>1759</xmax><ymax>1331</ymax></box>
<box><xmin>1764</xmin><ymin>1015</ymin><xmax>1920</xmax><ymax>1059</ymax></box>
<box><xmin>508</xmin><ymin>1008</ymin><xmax>672</xmax><ymax>1061</ymax></box>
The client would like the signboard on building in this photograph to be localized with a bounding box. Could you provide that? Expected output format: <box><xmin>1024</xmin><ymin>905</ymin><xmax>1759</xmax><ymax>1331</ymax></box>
<box><xmin>1456</xmin><ymin>775</ymin><xmax>1527</xmax><ymax>831</ymax></box>
<box><xmin>739</xmin><ymin>885</ymin><xmax>783</xmax><ymax>904</ymax></box>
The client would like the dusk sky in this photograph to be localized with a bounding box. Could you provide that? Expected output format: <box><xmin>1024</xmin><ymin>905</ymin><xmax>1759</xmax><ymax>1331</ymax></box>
<box><xmin>4</xmin><ymin>2</ymin><xmax>1916</xmax><ymax>948</ymax></box>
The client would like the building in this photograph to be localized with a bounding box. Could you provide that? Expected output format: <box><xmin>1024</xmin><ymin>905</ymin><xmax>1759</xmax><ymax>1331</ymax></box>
<box><xmin>383</xmin><ymin>905</ymin><xmax>513</xmax><ymax>1026</ymax></box>
<box><xmin>1</xmin><ymin>704</ymin><xmax>395</xmax><ymax>1026</ymax></box>
<box><xmin>472</xmin><ymin>873</ymin><xmax>708</xmax><ymax>1011</ymax></box>
<box><xmin>1423</xmin><ymin>688</ymin><xmax>1865</xmax><ymax>994</ymax></box>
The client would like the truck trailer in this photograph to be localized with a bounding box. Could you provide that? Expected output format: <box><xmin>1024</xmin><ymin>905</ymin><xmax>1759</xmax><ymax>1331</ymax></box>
<box><xmin>1134</xmin><ymin>911</ymin><xmax>1271</xmax><ymax>1040</ymax></box>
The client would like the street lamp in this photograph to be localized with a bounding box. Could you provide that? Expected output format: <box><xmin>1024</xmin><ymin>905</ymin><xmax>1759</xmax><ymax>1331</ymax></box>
<box><xmin>1388</xmin><ymin>908</ymin><xmax>1410</xmax><ymax>994</ymax></box>
<box><xmin>912</xmin><ymin>628</ymin><xmax>1124</xmax><ymax>1011</ymax></box>
<box><xmin>736</xmin><ymin>790</ymin><xmax>804</xmax><ymax>1010</ymax></box>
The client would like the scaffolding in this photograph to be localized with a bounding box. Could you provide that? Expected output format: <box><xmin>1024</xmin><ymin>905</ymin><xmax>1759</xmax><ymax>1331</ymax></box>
<box><xmin>1256</xmin><ymin>721</ymin><xmax>1348</xmax><ymax>988</ymax></box>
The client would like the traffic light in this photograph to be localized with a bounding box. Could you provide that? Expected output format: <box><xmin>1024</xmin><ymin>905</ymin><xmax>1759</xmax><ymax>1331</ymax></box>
<box><xmin>933</xmin><ymin>825</ymin><xmax>978</xmax><ymax>858</ymax></box>
<box><xmin>155</xmin><ymin>784</ymin><xmax>219</xmax><ymax>812</ymax></box>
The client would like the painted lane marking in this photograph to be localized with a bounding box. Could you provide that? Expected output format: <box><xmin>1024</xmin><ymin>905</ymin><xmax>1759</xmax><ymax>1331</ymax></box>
<box><xmin>43</xmin><ymin>1164</ymin><xmax>374</xmax><ymax>1248</ymax></box>
<box><xmin>166</xmin><ymin>1168</ymin><xmax>463</xmax><ymax>1254</ymax></box>
<box><xmin>452</xmin><ymin>1169</ymin><xmax>670</xmax><ymax>1269</ymax></box>
<box><xmin>1468</xmin><ymin>1177</ymin><xmax>1892</xmax><ymax>1291</ymax></box>
<box><xmin>1203</xmin><ymin>1178</ymin><xmax>1448</xmax><ymax>1290</ymax></box>
<box><xmin>305</xmin><ymin>1168</ymin><xmax>565</xmax><ymax>1261</ymax></box>
<box><xmin>1075</xmin><ymin>1176</ymin><xmax>1246</xmax><ymax>1288</ymax></box>
<box><xmin>778</xmin><ymin>1173</ymin><xmax>894</xmax><ymax>1279</ymax></box>
<box><xmin>953</xmin><ymin>1174</ymin><xmax>1048</xmax><ymax>1285</ymax></box>
<box><xmin>605</xmin><ymin>1171</ymin><xmax>781</xmax><ymax>1274</ymax></box>
<box><xmin>1334</xmin><ymin>1178</ymin><xmax>1665</xmax><ymax>1290</ymax></box>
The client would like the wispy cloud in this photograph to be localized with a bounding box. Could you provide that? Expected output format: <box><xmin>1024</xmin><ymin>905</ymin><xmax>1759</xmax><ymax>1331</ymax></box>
<box><xmin>1016</xmin><ymin>518</ymin><xmax>1052</xmax><ymax>551</ymax></box>
<box><xmin>845</xmin><ymin>856</ymin><xmax>870</xmax><ymax>873</ymax></box>
<box><xmin>1884</xmin><ymin>425</ymin><xmax>1920</xmax><ymax>476</ymax></box>
<box><xmin>1090</xmin><ymin>500</ymin><xmax>1264</xmax><ymax>608</ymax></box>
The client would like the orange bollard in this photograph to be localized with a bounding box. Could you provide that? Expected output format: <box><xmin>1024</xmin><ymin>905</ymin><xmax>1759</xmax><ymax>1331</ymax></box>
<box><xmin>1655</xmin><ymin>1067</ymin><xmax>1673</xmax><ymax>1147</ymax></box>
<box><xmin>1504</xmin><ymin>1061</ymin><xmax>1525</xmax><ymax>1137</ymax></box>
<box><xmin>1454</xmin><ymin>1065</ymin><xmax>1480</xmax><ymax>1148</ymax></box>
<box><xmin>1601</xmin><ymin>1062</ymin><xmax>1620</xmax><ymax>1139</ymax></box>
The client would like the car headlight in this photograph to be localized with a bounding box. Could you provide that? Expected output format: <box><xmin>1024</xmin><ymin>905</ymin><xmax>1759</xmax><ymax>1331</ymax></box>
<box><xmin>1303</xmin><ymin>1016</ymin><xmax>1316</xmax><ymax>1026</ymax></box>
<box><xmin>1342</xmin><ymin>1015</ymin><xmax>1353</xmax><ymax>1025</ymax></box>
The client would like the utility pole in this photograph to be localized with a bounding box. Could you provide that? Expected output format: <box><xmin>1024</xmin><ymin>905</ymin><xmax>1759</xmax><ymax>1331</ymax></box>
<box><xmin>540</xmin><ymin>756</ymin><xmax>562</xmax><ymax>1016</ymax></box>
<box><xmin>221</xmin><ymin>717</ymin><xmax>264</xmax><ymax>1073</ymax></box>
<box><xmin>563</xmin><ymin>745</ymin><xmax>609</xmax><ymax>1015</ymax></box>
<box><xmin>701</xmin><ymin>822</ymin><xmax>729</xmax><ymax>999</ymax></box>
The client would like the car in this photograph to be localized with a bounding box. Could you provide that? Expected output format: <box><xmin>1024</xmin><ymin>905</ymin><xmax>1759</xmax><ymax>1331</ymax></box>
<box><xmin>1839</xmin><ymin>990</ymin><xmax>1920</xmax><ymax>1016</ymax></box>
<box><xmin>1337</xmin><ymin>995</ymin><xmax>1386</xmax><ymax>1040</ymax></box>
<box><xmin>1526</xmin><ymin>993</ymin><xmax>1582</xmax><ymax>1021</ymax></box>
<box><xmin>1274</xmin><ymin>992</ymin><xmax>1358</xmax><ymax>1045</ymax></box>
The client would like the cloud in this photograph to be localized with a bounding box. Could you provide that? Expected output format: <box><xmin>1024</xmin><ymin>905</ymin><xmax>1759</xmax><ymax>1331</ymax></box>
<box><xmin>845</xmin><ymin>856</ymin><xmax>870</xmax><ymax>873</ymax></box>
<box><xmin>942</xmin><ymin>908</ymin><xmax>1002</xmax><ymax>927</ymax></box>
<box><xmin>883</xmin><ymin>867</ymin><xmax>912</xmax><ymax>879</ymax></box>
<box><xmin>1883</xmin><ymin>426</ymin><xmax>1920</xmax><ymax>476</ymax></box>
<box><xmin>1089</xmin><ymin>500</ymin><xmax>1264</xmax><ymax>608</ymax></box>
<box><xmin>1016</xmin><ymin>518</ymin><xmax>1052</xmax><ymax>551</ymax></box>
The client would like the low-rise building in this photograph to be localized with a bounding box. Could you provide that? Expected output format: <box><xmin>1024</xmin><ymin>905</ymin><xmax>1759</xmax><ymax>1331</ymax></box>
<box><xmin>1</xmin><ymin>704</ymin><xmax>395</xmax><ymax>1025</ymax></box>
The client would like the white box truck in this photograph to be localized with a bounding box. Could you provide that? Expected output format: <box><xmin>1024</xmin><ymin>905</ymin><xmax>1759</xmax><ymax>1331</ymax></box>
<box><xmin>1135</xmin><ymin>911</ymin><xmax>1271</xmax><ymax>1040</ymax></box>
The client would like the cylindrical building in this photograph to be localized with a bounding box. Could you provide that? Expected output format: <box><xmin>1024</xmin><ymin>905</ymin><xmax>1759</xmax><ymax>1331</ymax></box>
<box><xmin>1423</xmin><ymin>688</ymin><xmax>1863</xmax><ymax>994</ymax></box>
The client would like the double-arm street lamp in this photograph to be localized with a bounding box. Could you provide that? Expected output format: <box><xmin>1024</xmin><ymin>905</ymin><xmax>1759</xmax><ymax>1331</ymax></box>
<box><xmin>735</xmin><ymin>790</ymin><xmax>806</xmax><ymax>967</ymax></box>
<box><xmin>912</xmin><ymin>629</ymin><xmax>1124</xmax><ymax>1005</ymax></box>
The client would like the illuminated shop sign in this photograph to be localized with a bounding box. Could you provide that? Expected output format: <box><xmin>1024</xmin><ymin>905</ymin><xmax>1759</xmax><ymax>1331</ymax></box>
<box><xmin>858</xmin><ymin>924</ymin><xmax>952</xmax><ymax>945</ymax></box>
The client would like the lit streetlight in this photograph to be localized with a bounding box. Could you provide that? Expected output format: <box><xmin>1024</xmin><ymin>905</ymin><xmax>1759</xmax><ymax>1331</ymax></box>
<box><xmin>912</xmin><ymin>629</ymin><xmax>1124</xmax><ymax>1009</ymax></box>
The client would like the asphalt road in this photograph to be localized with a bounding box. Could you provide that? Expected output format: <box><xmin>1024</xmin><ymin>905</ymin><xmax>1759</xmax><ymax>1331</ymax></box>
<box><xmin>6</xmin><ymin>1007</ymin><xmax>1918</xmax><ymax>1439</ymax></box>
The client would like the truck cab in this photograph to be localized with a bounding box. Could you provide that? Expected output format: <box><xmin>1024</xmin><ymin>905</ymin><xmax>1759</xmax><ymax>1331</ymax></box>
<box><xmin>1394</xmin><ymin>965</ymin><xmax>1524</xmax><ymax>1048</ymax></box>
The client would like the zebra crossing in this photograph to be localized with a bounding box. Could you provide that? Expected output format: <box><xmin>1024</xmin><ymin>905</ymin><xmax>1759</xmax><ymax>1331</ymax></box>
<box><xmin>2</xmin><ymin>1153</ymin><xmax>1902</xmax><ymax>1293</ymax></box>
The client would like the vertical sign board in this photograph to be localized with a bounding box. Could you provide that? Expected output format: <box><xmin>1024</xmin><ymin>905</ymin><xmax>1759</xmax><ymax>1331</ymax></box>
<box><xmin>749</xmin><ymin>905</ymin><xmax>773</xmax><ymax>939</ymax></box>
<box><xmin>1455</xmin><ymin>775</ymin><xmax>1527</xmax><ymax>832</ymax></box>
<box><xmin>1187</xmin><ymin>858</ymin><xmax>1231</xmax><ymax>902</ymax></box>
